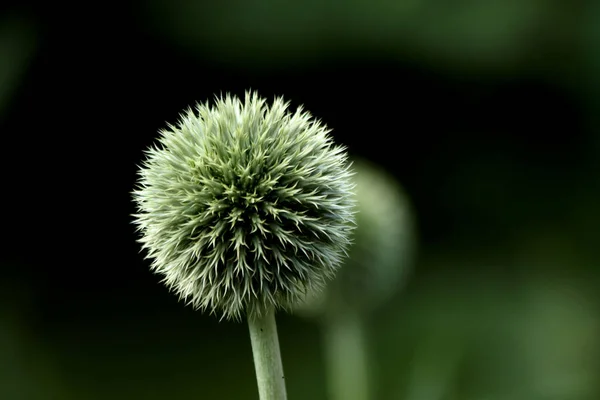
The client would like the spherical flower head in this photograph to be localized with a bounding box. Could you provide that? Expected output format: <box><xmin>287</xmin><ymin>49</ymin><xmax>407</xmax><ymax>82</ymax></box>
<box><xmin>132</xmin><ymin>91</ymin><xmax>355</xmax><ymax>321</ymax></box>
<box><xmin>296</xmin><ymin>158</ymin><xmax>416</xmax><ymax>317</ymax></box>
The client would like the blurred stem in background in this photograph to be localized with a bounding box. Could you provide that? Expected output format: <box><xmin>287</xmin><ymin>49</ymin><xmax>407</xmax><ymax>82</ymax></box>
<box><xmin>322</xmin><ymin>310</ymin><xmax>369</xmax><ymax>400</ymax></box>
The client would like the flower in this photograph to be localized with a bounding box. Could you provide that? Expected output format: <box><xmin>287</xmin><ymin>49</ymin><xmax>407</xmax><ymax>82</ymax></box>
<box><xmin>132</xmin><ymin>91</ymin><xmax>355</xmax><ymax>321</ymax></box>
<box><xmin>296</xmin><ymin>158</ymin><xmax>416</xmax><ymax>316</ymax></box>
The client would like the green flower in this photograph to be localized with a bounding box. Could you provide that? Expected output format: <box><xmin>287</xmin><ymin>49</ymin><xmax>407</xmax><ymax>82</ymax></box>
<box><xmin>297</xmin><ymin>158</ymin><xmax>416</xmax><ymax>316</ymax></box>
<box><xmin>132</xmin><ymin>91</ymin><xmax>355</xmax><ymax>321</ymax></box>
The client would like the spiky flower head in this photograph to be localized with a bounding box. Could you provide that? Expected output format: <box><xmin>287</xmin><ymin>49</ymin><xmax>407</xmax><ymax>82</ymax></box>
<box><xmin>296</xmin><ymin>158</ymin><xmax>416</xmax><ymax>317</ymax></box>
<box><xmin>132</xmin><ymin>91</ymin><xmax>355</xmax><ymax>321</ymax></box>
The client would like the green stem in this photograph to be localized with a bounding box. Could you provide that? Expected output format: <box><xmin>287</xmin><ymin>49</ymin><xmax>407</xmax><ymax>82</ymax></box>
<box><xmin>323</xmin><ymin>310</ymin><xmax>370</xmax><ymax>400</ymax></box>
<box><xmin>248</xmin><ymin>308</ymin><xmax>288</xmax><ymax>400</ymax></box>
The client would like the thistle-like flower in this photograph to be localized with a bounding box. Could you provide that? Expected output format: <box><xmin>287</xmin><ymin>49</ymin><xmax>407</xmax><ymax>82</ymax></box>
<box><xmin>298</xmin><ymin>158</ymin><xmax>416</xmax><ymax>316</ymax></box>
<box><xmin>132</xmin><ymin>91</ymin><xmax>355</xmax><ymax>321</ymax></box>
<box><xmin>292</xmin><ymin>159</ymin><xmax>415</xmax><ymax>400</ymax></box>
<box><xmin>341</xmin><ymin>159</ymin><xmax>415</xmax><ymax>311</ymax></box>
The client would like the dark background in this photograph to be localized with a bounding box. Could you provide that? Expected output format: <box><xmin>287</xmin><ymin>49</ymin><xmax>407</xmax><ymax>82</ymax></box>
<box><xmin>2</xmin><ymin>1</ymin><xmax>600</xmax><ymax>399</ymax></box>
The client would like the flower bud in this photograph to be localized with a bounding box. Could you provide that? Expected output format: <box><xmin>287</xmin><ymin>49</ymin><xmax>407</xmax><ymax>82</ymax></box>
<box><xmin>132</xmin><ymin>91</ymin><xmax>356</xmax><ymax>321</ymax></box>
<box><xmin>297</xmin><ymin>158</ymin><xmax>416</xmax><ymax>316</ymax></box>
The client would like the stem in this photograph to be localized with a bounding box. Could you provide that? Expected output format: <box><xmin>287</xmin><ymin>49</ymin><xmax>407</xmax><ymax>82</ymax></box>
<box><xmin>248</xmin><ymin>308</ymin><xmax>288</xmax><ymax>400</ymax></box>
<box><xmin>323</xmin><ymin>310</ymin><xmax>370</xmax><ymax>400</ymax></box>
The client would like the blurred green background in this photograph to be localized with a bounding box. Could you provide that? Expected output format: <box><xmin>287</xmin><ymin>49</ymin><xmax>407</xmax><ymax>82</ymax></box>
<box><xmin>2</xmin><ymin>0</ymin><xmax>600</xmax><ymax>399</ymax></box>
